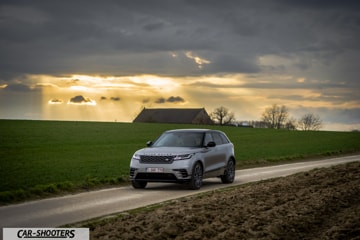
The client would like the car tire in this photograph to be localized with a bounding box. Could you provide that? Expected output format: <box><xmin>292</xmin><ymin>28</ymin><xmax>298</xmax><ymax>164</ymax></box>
<box><xmin>188</xmin><ymin>162</ymin><xmax>203</xmax><ymax>190</ymax></box>
<box><xmin>221</xmin><ymin>159</ymin><xmax>235</xmax><ymax>184</ymax></box>
<box><xmin>131</xmin><ymin>180</ymin><xmax>147</xmax><ymax>189</ymax></box>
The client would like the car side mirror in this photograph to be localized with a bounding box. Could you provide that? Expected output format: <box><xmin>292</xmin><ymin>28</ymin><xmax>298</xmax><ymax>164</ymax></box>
<box><xmin>206</xmin><ymin>141</ymin><xmax>216</xmax><ymax>148</ymax></box>
<box><xmin>146</xmin><ymin>141</ymin><xmax>153</xmax><ymax>147</ymax></box>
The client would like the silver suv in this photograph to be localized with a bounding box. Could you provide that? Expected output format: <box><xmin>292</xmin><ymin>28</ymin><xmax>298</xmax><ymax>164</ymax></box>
<box><xmin>129</xmin><ymin>129</ymin><xmax>235</xmax><ymax>190</ymax></box>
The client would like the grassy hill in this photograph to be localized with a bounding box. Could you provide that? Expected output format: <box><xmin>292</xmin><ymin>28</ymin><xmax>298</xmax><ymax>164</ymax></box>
<box><xmin>1</xmin><ymin>119</ymin><xmax>359</xmax><ymax>204</ymax></box>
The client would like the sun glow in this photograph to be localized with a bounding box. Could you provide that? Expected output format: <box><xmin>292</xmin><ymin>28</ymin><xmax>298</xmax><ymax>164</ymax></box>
<box><xmin>129</xmin><ymin>75</ymin><xmax>179</xmax><ymax>91</ymax></box>
<box><xmin>69</xmin><ymin>86</ymin><xmax>92</xmax><ymax>92</ymax></box>
<box><xmin>3</xmin><ymin>72</ymin><xmax>355</xmax><ymax>131</ymax></box>
<box><xmin>185</xmin><ymin>51</ymin><xmax>211</xmax><ymax>69</ymax></box>
<box><xmin>71</xmin><ymin>75</ymin><xmax>105</xmax><ymax>84</ymax></box>
<box><xmin>37</xmin><ymin>73</ymin><xmax>187</xmax><ymax>122</ymax></box>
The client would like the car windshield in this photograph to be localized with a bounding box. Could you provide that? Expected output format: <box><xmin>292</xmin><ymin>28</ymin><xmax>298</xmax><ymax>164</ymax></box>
<box><xmin>152</xmin><ymin>132</ymin><xmax>204</xmax><ymax>148</ymax></box>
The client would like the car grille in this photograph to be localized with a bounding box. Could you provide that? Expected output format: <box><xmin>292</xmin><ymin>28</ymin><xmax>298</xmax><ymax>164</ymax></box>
<box><xmin>135</xmin><ymin>173</ymin><xmax>178</xmax><ymax>181</ymax></box>
<box><xmin>140</xmin><ymin>155</ymin><xmax>175</xmax><ymax>164</ymax></box>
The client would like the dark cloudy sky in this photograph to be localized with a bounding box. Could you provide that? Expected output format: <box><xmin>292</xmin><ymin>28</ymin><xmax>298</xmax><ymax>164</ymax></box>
<box><xmin>0</xmin><ymin>0</ymin><xmax>359</xmax><ymax>130</ymax></box>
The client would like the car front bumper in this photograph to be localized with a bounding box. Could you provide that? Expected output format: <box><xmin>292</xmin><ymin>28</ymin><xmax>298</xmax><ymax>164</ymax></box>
<box><xmin>129</xmin><ymin>160</ymin><xmax>193</xmax><ymax>182</ymax></box>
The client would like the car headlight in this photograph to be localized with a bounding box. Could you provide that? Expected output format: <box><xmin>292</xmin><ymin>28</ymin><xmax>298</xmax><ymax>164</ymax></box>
<box><xmin>132</xmin><ymin>154</ymin><xmax>141</xmax><ymax>160</ymax></box>
<box><xmin>174</xmin><ymin>154</ymin><xmax>193</xmax><ymax>160</ymax></box>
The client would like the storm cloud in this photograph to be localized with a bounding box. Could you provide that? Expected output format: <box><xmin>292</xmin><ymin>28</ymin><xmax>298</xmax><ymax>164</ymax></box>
<box><xmin>48</xmin><ymin>98</ymin><xmax>64</xmax><ymax>104</ymax></box>
<box><xmin>100</xmin><ymin>96</ymin><xmax>121</xmax><ymax>101</ymax></box>
<box><xmin>155</xmin><ymin>96</ymin><xmax>185</xmax><ymax>104</ymax></box>
<box><xmin>0</xmin><ymin>1</ymin><xmax>359</xmax><ymax>130</ymax></box>
<box><xmin>68</xmin><ymin>95</ymin><xmax>96</xmax><ymax>105</ymax></box>
<box><xmin>1</xmin><ymin>0</ymin><xmax>359</xmax><ymax>82</ymax></box>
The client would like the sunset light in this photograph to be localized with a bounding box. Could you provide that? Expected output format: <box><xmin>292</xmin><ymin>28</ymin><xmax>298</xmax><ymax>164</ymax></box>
<box><xmin>0</xmin><ymin>1</ymin><xmax>359</xmax><ymax>131</ymax></box>
<box><xmin>129</xmin><ymin>75</ymin><xmax>180</xmax><ymax>91</ymax></box>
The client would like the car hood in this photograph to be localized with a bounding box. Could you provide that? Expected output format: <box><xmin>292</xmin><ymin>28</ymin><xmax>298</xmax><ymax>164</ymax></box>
<box><xmin>135</xmin><ymin>147</ymin><xmax>200</xmax><ymax>156</ymax></box>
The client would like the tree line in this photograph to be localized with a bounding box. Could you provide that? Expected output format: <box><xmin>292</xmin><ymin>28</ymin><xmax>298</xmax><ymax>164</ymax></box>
<box><xmin>210</xmin><ymin>105</ymin><xmax>323</xmax><ymax>131</ymax></box>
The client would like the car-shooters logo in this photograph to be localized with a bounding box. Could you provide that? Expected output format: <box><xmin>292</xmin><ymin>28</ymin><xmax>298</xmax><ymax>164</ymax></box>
<box><xmin>3</xmin><ymin>228</ymin><xmax>89</xmax><ymax>240</ymax></box>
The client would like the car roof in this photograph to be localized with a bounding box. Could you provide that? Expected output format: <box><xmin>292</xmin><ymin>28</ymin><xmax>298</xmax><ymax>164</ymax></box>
<box><xmin>165</xmin><ymin>129</ymin><xmax>220</xmax><ymax>133</ymax></box>
<box><xmin>165</xmin><ymin>129</ymin><xmax>206</xmax><ymax>132</ymax></box>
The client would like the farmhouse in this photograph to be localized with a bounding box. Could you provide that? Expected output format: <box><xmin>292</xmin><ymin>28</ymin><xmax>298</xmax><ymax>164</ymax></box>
<box><xmin>133</xmin><ymin>108</ymin><xmax>213</xmax><ymax>125</ymax></box>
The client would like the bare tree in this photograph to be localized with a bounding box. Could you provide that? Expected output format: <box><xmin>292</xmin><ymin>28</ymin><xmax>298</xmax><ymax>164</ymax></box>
<box><xmin>298</xmin><ymin>113</ymin><xmax>323</xmax><ymax>131</ymax></box>
<box><xmin>210</xmin><ymin>106</ymin><xmax>235</xmax><ymax>125</ymax></box>
<box><xmin>285</xmin><ymin>117</ymin><xmax>297</xmax><ymax>130</ymax></box>
<box><xmin>261</xmin><ymin>104</ymin><xmax>289</xmax><ymax>129</ymax></box>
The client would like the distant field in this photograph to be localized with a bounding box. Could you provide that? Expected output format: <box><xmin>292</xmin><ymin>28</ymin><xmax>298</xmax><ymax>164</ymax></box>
<box><xmin>1</xmin><ymin>119</ymin><xmax>359</xmax><ymax>203</ymax></box>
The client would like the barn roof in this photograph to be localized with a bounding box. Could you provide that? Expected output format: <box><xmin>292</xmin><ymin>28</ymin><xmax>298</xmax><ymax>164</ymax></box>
<box><xmin>133</xmin><ymin>108</ymin><xmax>213</xmax><ymax>124</ymax></box>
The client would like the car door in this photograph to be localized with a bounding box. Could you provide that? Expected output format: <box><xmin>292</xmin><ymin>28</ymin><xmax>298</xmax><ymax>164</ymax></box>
<box><xmin>211</xmin><ymin>132</ymin><xmax>227</xmax><ymax>169</ymax></box>
<box><xmin>202</xmin><ymin>132</ymin><xmax>226</xmax><ymax>175</ymax></box>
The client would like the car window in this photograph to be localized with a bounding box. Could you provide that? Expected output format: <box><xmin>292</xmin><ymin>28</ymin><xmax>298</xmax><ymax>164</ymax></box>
<box><xmin>153</xmin><ymin>132</ymin><xmax>204</xmax><ymax>147</ymax></box>
<box><xmin>204</xmin><ymin>133</ymin><xmax>213</xmax><ymax>145</ymax></box>
<box><xmin>213</xmin><ymin>133</ymin><xmax>224</xmax><ymax>145</ymax></box>
<box><xmin>219</xmin><ymin>133</ymin><xmax>230</xmax><ymax>144</ymax></box>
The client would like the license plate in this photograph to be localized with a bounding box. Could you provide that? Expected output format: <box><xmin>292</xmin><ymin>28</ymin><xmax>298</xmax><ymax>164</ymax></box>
<box><xmin>146</xmin><ymin>167</ymin><xmax>164</xmax><ymax>173</ymax></box>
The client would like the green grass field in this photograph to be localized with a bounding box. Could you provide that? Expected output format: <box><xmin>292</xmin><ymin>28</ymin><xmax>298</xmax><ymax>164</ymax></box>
<box><xmin>1</xmin><ymin>119</ymin><xmax>359</xmax><ymax>204</ymax></box>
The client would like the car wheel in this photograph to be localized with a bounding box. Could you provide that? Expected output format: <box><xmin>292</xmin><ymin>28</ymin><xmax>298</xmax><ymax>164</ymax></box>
<box><xmin>188</xmin><ymin>162</ymin><xmax>203</xmax><ymax>190</ymax></box>
<box><xmin>221</xmin><ymin>159</ymin><xmax>235</xmax><ymax>184</ymax></box>
<box><xmin>131</xmin><ymin>180</ymin><xmax>147</xmax><ymax>189</ymax></box>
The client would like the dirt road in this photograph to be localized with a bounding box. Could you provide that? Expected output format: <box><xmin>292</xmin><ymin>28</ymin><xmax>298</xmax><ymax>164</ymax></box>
<box><xmin>90</xmin><ymin>161</ymin><xmax>360</xmax><ymax>240</ymax></box>
<box><xmin>1</xmin><ymin>155</ymin><xmax>358</xmax><ymax>229</ymax></box>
